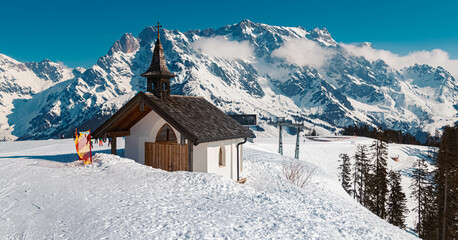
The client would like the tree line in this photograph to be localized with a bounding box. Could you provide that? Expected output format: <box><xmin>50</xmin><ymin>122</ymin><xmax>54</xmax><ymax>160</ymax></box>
<box><xmin>406</xmin><ymin>124</ymin><xmax>457</xmax><ymax>239</ymax></box>
<box><xmin>341</xmin><ymin>124</ymin><xmax>431</xmax><ymax>145</ymax></box>
<box><xmin>338</xmin><ymin>124</ymin><xmax>457</xmax><ymax>239</ymax></box>
<box><xmin>338</xmin><ymin>134</ymin><xmax>408</xmax><ymax>229</ymax></box>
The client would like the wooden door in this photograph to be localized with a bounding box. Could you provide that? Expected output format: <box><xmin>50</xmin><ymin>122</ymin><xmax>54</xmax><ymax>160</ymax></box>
<box><xmin>145</xmin><ymin>142</ymin><xmax>188</xmax><ymax>171</ymax></box>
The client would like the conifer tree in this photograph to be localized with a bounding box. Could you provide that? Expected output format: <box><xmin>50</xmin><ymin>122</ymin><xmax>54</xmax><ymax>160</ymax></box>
<box><xmin>410</xmin><ymin>158</ymin><xmax>430</xmax><ymax>236</ymax></box>
<box><xmin>369</xmin><ymin>138</ymin><xmax>389</xmax><ymax>218</ymax></box>
<box><xmin>386</xmin><ymin>170</ymin><xmax>408</xmax><ymax>229</ymax></box>
<box><xmin>421</xmin><ymin>184</ymin><xmax>438</xmax><ymax>240</ymax></box>
<box><xmin>354</xmin><ymin>145</ymin><xmax>371</xmax><ymax>206</ymax></box>
<box><xmin>434</xmin><ymin>124</ymin><xmax>457</xmax><ymax>239</ymax></box>
<box><xmin>352</xmin><ymin>152</ymin><xmax>359</xmax><ymax>200</ymax></box>
<box><xmin>338</xmin><ymin>153</ymin><xmax>352</xmax><ymax>195</ymax></box>
<box><xmin>422</xmin><ymin>138</ymin><xmax>439</xmax><ymax>240</ymax></box>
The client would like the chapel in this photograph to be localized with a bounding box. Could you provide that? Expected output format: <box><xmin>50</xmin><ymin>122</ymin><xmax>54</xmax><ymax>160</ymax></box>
<box><xmin>93</xmin><ymin>23</ymin><xmax>252</xmax><ymax>181</ymax></box>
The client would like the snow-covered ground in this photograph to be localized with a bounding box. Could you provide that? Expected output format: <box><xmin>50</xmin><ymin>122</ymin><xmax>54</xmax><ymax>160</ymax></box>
<box><xmin>0</xmin><ymin>136</ymin><xmax>421</xmax><ymax>239</ymax></box>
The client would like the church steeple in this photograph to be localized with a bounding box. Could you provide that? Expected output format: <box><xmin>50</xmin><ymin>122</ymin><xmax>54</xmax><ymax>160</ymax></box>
<box><xmin>141</xmin><ymin>22</ymin><xmax>175</xmax><ymax>98</ymax></box>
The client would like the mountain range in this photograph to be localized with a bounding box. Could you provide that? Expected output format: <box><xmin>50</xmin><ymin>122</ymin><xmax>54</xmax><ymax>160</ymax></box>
<box><xmin>1</xmin><ymin>19</ymin><xmax>457</xmax><ymax>141</ymax></box>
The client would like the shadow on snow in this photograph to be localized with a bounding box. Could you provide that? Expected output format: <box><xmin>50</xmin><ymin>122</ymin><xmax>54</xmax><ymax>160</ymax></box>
<box><xmin>0</xmin><ymin>149</ymin><xmax>125</xmax><ymax>163</ymax></box>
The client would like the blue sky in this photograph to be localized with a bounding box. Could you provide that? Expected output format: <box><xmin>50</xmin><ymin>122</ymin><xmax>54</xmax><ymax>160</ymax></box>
<box><xmin>1</xmin><ymin>0</ymin><xmax>457</xmax><ymax>68</ymax></box>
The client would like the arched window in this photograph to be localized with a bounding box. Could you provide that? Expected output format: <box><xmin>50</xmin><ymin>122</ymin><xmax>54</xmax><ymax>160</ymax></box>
<box><xmin>156</xmin><ymin>123</ymin><xmax>177</xmax><ymax>143</ymax></box>
<box><xmin>219</xmin><ymin>146</ymin><xmax>225</xmax><ymax>167</ymax></box>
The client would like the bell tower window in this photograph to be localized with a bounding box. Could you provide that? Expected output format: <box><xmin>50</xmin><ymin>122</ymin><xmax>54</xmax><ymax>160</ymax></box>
<box><xmin>140</xmin><ymin>22</ymin><xmax>175</xmax><ymax>98</ymax></box>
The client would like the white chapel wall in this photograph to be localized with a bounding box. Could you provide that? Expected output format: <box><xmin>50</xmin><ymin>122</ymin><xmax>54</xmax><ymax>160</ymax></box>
<box><xmin>124</xmin><ymin>109</ymin><xmax>245</xmax><ymax>180</ymax></box>
<box><xmin>125</xmin><ymin>110</ymin><xmax>181</xmax><ymax>165</ymax></box>
<box><xmin>202</xmin><ymin>138</ymin><xmax>243</xmax><ymax>180</ymax></box>
<box><xmin>192</xmin><ymin>143</ymin><xmax>207</xmax><ymax>172</ymax></box>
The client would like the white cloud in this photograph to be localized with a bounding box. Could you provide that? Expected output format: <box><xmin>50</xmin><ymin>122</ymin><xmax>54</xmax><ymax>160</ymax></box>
<box><xmin>56</xmin><ymin>61</ymin><xmax>71</xmax><ymax>69</ymax></box>
<box><xmin>272</xmin><ymin>38</ymin><xmax>333</xmax><ymax>68</ymax></box>
<box><xmin>342</xmin><ymin>44</ymin><xmax>458</xmax><ymax>79</ymax></box>
<box><xmin>192</xmin><ymin>36</ymin><xmax>253</xmax><ymax>60</ymax></box>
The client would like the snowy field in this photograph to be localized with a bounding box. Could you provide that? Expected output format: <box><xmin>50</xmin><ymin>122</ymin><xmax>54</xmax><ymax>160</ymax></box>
<box><xmin>0</xmin><ymin>136</ymin><xmax>422</xmax><ymax>239</ymax></box>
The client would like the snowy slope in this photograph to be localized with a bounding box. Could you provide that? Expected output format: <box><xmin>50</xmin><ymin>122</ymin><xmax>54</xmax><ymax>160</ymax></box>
<box><xmin>0</xmin><ymin>137</ymin><xmax>420</xmax><ymax>239</ymax></box>
<box><xmin>1</xmin><ymin>20</ymin><xmax>457</xmax><ymax>141</ymax></box>
<box><xmin>254</xmin><ymin>135</ymin><xmax>432</xmax><ymax>231</ymax></box>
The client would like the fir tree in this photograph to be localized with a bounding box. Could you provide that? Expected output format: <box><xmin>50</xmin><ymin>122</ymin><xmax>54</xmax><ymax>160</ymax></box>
<box><xmin>422</xmin><ymin>140</ymin><xmax>439</xmax><ymax>240</ymax></box>
<box><xmin>352</xmin><ymin>151</ymin><xmax>359</xmax><ymax>200</ymax></box>
<box><xmin>369</xmin><ymin>138</ymin><xmax>389</xmax><ymax>218</ymax></box>
<box><xmin>338</xmin><ymin>153</ymin><xmax>352</xmax><ymax>195</ymax></box>
<box><xmin>353</xmin><ymin>145</ymin><xmax>372</xmax><ymax>206</ymax></box>
<box><xmin>386</xmin><ymin>170</ymin><xmax>408</xmax><ymax>229</ymax></box>
<box><xmin>434</xmin><ymin>124</ymin><xmax>457</xmax><ymax>239</ymax></box>
<box><xmin>421</xmin><ymin>183</ymin><xmax>438</xmax><ymax>240</ymax></box>
<box><xmin>410</xmin><ymin>158</ymin><xmax>430</xmax><ymax>236</ymax></box>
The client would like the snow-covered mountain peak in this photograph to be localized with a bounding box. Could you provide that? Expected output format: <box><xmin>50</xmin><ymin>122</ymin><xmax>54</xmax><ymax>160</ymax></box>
<box><xmin>308</xmin><ymin>27</ymin><xmax>337</xmax><ymax>47</ymax></box>
<box><xmin>0</xmin><ymin>53</ymin><xmax>28</xmax><ymax>71</ymax></box>
<box><xmin>0</xmin><ymin>21</ymin><xmax>457</xmax><ymax>141</ymax></box>
<box><xmin>138</xmin><ymin>26</ymin><xmax>161</xmax><ymax>47</ymax></box>
<box><xmin>402</xmin><ymin>64</ymin><xmax>456</xmax><ymax>88</ymax></box>
<box><xmin>25</xmin><ymin>59</ymin><xmax>74</xmax><ymax>83</ymax></box>
<box><xmin>108</xmin><ymin>33</ymin><xmax>140</xmax><ymax>54</ymax></box>
<box><xmin>358</xmin><ymin>42</ymin><xmax>373</xmax><ymax>48</ymax></box>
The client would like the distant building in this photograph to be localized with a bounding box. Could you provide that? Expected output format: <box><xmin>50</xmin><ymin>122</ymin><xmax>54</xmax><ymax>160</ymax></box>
<box><xmin>93</xmin><ymin>24</ymin><xmax>252</xmax><ymax>181</ymax></box>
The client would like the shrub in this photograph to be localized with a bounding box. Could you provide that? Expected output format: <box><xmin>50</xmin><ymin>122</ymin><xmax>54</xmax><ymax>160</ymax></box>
<box><xmin>282</xmin><ymin>160</ymin><xmax>316</xmax><ymax>188</ymax></box>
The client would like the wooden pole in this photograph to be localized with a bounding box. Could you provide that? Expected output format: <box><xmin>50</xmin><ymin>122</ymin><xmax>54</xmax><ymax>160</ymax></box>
<box><xmin>187</xmin><ymin>140</ymin><xmax>193</xmax><ymax>172</ymax></box>
<box><xmin>111</xmin><ymin>137</ymin><xmax>117</xmax><ymax>155</ymax></box>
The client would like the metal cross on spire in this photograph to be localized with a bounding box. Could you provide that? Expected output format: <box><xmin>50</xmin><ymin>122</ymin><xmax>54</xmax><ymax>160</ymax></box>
<box><xmin>155</xmin><ymin>22</ymin><xmax>162</xmax><ymax>39</ymax></box>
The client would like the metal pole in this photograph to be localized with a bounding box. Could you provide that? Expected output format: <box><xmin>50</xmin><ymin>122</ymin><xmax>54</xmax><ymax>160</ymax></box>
<box><xmin>295</xmin><ymin>127</ymin><xmax>300</xmax><ymax>159</ymax></box>
<box><xmin>279</xmin><ymin>125</ymin><xmax>283</xmax><ymax>155</ymax></box>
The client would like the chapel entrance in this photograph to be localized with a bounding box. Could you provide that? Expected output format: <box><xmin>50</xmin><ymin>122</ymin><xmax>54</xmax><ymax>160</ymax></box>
<box><xmin>144</xmin><ymin>124</ymin><xmax>188</xmax><ymax>171</ymax></box>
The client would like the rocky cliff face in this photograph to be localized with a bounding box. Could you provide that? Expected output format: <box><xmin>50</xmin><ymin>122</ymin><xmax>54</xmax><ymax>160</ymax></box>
<box><xmin>1</xmin><ymin>20</ymin><xmax>457</xmax><ymax>141</ymax></box>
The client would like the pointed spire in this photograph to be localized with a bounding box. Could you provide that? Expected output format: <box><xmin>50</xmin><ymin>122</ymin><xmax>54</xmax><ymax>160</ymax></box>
<box><xmin>141</xmin><ymin>22</ymin><xmax>175</xmax><ymax>78</ymax></box>
<box><xmin>141</xmin><ymin>22</ymin><xmax>175</xmax><ymax>98</ymax></box>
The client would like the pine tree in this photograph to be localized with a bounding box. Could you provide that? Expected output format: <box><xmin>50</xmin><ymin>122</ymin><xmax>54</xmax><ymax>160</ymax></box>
<box><xmin>353</xmin><ymin>145</ymin><xmax>371</xmax><ymax>205</ymax></box>
<box><xmin>410</xmin><ymin>158</ymin><xmax>430</xmax><ymax>236</ymax></box>
<box><xmin>338</xmin><ymin>153</ymin><xmax>352</xmax><ymax>195</ymax></box>
<box><xmin>386</xmin><ymin>170</ymin><xmax>408</xmax><ymax>229</ymax></box>
<box><xmin>361</xmin><ymin>146</ymin><xmax>373</xmax><ymax>208</ymax></box>
<box><xmin>434</xmin><ymin>124</ymin><xmax>457</xmax><ymax>239</ymax></box>
<box><xmin>369</xmin><ymin>138</ymin><xmax>389</xmax><ymax>218</ymax></box>
<box><xmin>421</xmin><ymin>183</ymin><xmax>438</xmax><ymax>240</ymax></box>
<box><xmin>352</xmin><ymin>151</ymin><xmax>359</xmax><ymax>200</ymax></box>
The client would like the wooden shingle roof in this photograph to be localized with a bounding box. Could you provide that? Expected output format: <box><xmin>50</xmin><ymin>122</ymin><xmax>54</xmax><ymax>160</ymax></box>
<box><xmin>140</xmin><ymin>38</ymin><xmax>175</xmax><ymax>78</ymax></box>
<box><xmin>92</xmin><ymin>92</ymin><xmax>253</xmax><ymax>145</ymax></box>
